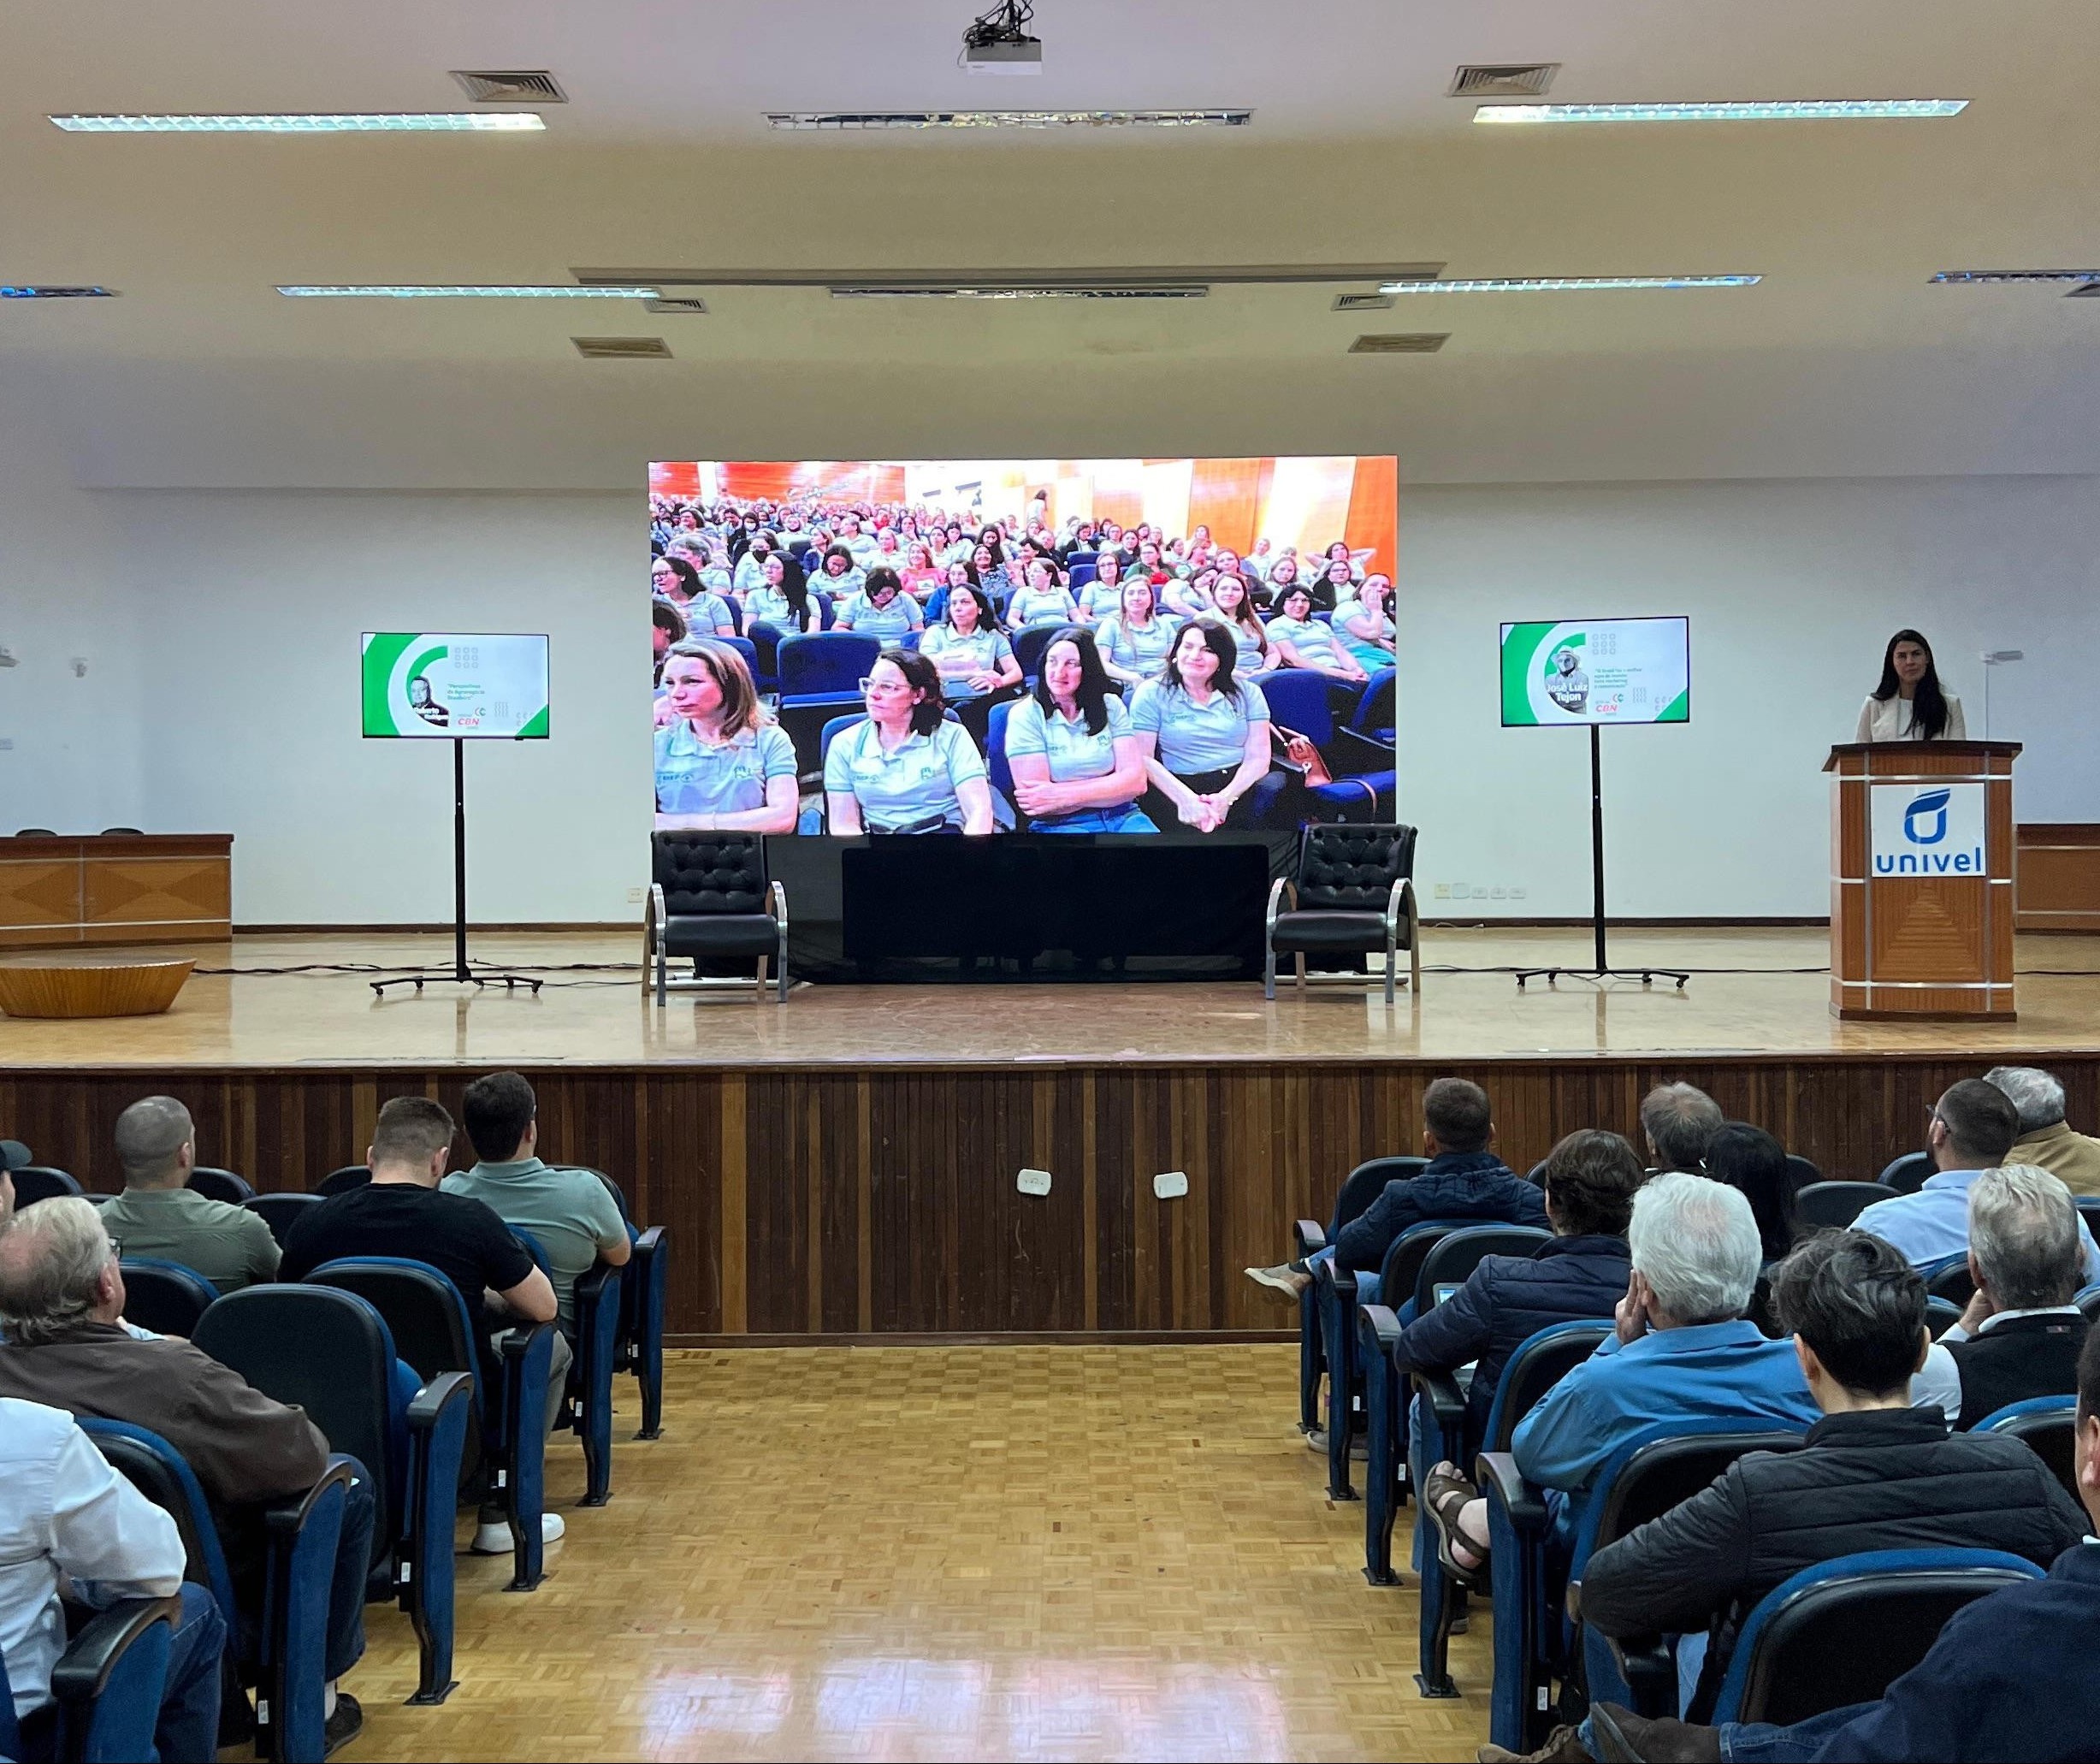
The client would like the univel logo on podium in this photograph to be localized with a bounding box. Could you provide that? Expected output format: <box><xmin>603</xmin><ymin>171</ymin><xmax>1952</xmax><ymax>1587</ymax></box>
<box><xmin>1869</xmin><ymin>783</ymin><xmax>1987</xmax><ymax>875</ymax></box>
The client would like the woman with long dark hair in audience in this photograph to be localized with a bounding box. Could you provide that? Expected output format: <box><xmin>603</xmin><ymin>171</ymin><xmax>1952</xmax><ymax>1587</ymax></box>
<box><xmin>1162</xmin><ymin>565</ymin><xmax>1217</xmax><ymax>620</ymax></box>
<box><xmin>921</xmin><ymin>583</ymin><xmax>1021</xmax><ymax>740</ymax></box>
<box><xmin>1209</xmin><ymin>575</ymin><xmax>1275</xmax><ymax>677</ymax></box>
<box><xmin>1705</xmin><ymin>1122</ymin><xmax>1801</xmax><ymax>1266</ymax></box>
<box><xmin>1267</xmin><ymin>584</ymin><xmax>1369</xmax><ymax>687</ymax></box>
<box><xmin>923</xmin><ymin>556</ymin><xmax>978</xmax><ymax>626</ymax></box>
<box><xmin>1130</xmin><ymin>620</ymin><xmax>1274</xmax><ymax>832</ymax></box>
<box><xmin>652</xmin><ymin>555</ymin><xmax>736</xmax><ymax>637</ymax></box>
<box><xmin>1004</xmin><ymin>629</ymin><xmax>1156</xmax><ymax>834</ymax></box>
<box><xmin>1334</xmin><ymin>573</ymin><xmax>1398</xmax><ymax>672</ymax></box>
<box><xmin>1007</xmin><ymin>555</ymin><xmax>1080</xmax><ymax>628</ymax></box>
<box><xmin>836</xmin><ymin>565</ymin><xmax>925</xmax><ymax>641</ymax></box>
<box><xmin>1095</xmin><ymin>576</ymin><xmax>1183</xmax><ymax>689</ymax></box>
<box><xmin>743</xmin><ymin>550</ymin><xmax>818</xmax><ymax>633</ymax></box>
<box><xmin>823</xmin><ymin>649</ymin><xmax>995</xmax><ymax>836</ymax></box>
<box><xmin>1855</xmin><ymin>628</ymin><xmax>1966</xmax><ymax>742</ymax></box>
<box><xmin>654</xmin><ymin>639</ymin><xmax>800</xmax><ymax>832</ymax></box>
<box><xmin>815</xmin><ymin>544</ymin><xmax>866</xmax><ymax>600</ymax></box>
<box><xmin>731</xmin><ymin>531</ymin><xmax>778</xmax><ymax>595</ymax></box>
<box><xmin>1131</xmin><ymin>537</ymin><xmax>1170</xmax><ymax>587</ymax></box>
<box><xmin>652</xmin><ymin>600</ymin><xmax>688</xmax><ymax>684</ymax></box>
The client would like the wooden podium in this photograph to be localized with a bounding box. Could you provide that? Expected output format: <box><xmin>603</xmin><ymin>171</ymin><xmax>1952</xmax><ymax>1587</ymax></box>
<box><xmin>1825</xmin><ymin>741</ymin><xmax>2020</xmax><ymax>1020</ymax></box>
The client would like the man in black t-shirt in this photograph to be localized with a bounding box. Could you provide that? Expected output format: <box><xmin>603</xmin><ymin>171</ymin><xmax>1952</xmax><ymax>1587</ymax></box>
<box><xmin>279</xmin><ymin>1096</ymin><xmax>567</xmax><ymax>1555</ymax></box>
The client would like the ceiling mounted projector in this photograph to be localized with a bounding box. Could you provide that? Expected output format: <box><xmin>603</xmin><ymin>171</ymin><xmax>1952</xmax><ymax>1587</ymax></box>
<box><xmin>963</xmin><ymin>0</ymin><xmax>1041</xmax><ymax>74</ymax></box>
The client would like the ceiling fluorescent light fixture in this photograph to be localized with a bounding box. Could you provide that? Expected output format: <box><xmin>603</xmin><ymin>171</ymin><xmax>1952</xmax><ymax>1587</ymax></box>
<box><xmin>276</xmin><ymin>284</ymin><xmax>655</xmax><ymax>299</ymax></box>
<box><xmin>52</xmin><ymin>112</ymin><xmax>544</xmax><ymax>133</ymax></box>
<box><xmin>1380</xmin><ymin>275</ymin><xmax>1759</xmax><ymax>293</ymax></box>
<box><xmin>1</xmin><ymin>285</ymin><xmax>115</xmax><ymax>298</ymax></box>
<box><xmin>830</xmin><ymin>284</ymin><xmax>1206</xmax><ymax>299</ymax></box>
<box><xmin>1930</xmin><ymin>269</ymin><xmax>2100</xmax><ymax>285</ymax></box>
<box><xmin>767</xmin><ymin>110</ymin><xmax>1248</xmax><ymax>130</ymax></box>
<box><xmin>1476</xmin><ymin>99</ymin><xmax>1966</xmax><ymax>124</ymax></box>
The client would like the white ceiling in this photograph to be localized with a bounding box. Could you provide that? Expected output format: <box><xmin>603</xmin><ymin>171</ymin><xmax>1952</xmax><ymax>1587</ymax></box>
<box><xmin>4</xmin><ymin>0</ymin><xmax>2099</xmax><ymax>487</ymax></box>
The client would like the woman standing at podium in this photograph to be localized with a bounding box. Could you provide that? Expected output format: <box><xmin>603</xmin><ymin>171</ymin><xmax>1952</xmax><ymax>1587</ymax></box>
<box><xmin>1855</xmin><ymin>629</ymin><xmax>1967</xmax><ymax>741</ymax></box>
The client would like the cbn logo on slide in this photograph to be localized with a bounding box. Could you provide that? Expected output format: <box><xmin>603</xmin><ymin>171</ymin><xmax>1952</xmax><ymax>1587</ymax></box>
<box><xmin>1868</xmin><ymin>783</ymin><xmax>1984</xmax><ymax>875</ymax></box>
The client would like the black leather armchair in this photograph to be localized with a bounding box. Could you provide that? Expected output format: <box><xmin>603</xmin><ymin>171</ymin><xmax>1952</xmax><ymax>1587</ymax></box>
<box><xmin>1264</xmin><ymin>823</ymin><xmax>1420</xmax><ymax>1004</ymax></box>
<box><xmin>645</xmin><ymin>832</ymin><xmax>789</xmax><ymax>1003</ymax></box>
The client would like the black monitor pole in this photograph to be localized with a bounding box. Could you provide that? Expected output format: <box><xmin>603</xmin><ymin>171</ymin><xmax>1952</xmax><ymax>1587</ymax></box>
<box><xmin>1514</xmin><ymin>723</ymin><xmax>1689</xmax><ymax>991</ymax></box>
<box><xmin>372</xmin><ymin>738</ymin><xmax>542</xmax><ymax>995</ymax></box>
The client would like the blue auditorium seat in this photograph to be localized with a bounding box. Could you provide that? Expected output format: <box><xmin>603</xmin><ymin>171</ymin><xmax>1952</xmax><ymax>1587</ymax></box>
<box><xmin>117</xmin><ymin>1258</ymin><xmax>219</xmax><ymax>1336</ymax></box>
<box><xmin>0</xmin><ymin>1591</ymin><xmax>180</xmax><ymax>1764</ymax></box>
<box><xmin>245</xmin><ymin>1191</ymin><xmax>324</xmax><ymax>1249</ymax></box>
<box><xmin>11</xmin><ymin>1166</ymin><xmax>82</xmax><ymax>1207</ymax></box>
<box><xmin>1975</xmin><ymin>1394</ymin><xmax>2077</xmax><ymax>1496</ymax></box>
<box><xmin>1293</xmin><ymin>1157</ymin><xmax>1426</xmax><ymax>1435</ymax></box>
<box><xmin>510</xmin><ymin>1228</ymin><xmax>623</xmax><ymax>1508</ymax></box>
<box><xmin>1249</xmin><ymin>671</ymin><xmax>1394</xmax><ymax>827</ymax></box>
<box><xmin>186</xmin><ymin>1167</ymin><xmax>255</xmax><ymax>1205</ymax></box>
<box><xmin>1877</xmin><ymin>1151</ymin><xmax>1935</xmax><ymax>1193</ymax></box>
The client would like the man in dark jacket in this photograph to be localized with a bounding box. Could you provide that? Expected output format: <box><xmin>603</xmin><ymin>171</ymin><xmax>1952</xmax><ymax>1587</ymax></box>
<box><xmin>1537</xmin><ymin>1230</ymin><xmax>2086</xmax><ymax>1762</ymax></box>
<box><xmin>1246</xmin><ymin>1078</ymin><xmax>1546</xmax><ymax>1305</ymax></box>
<box><xmin>1586</xmin><ymin>1323</ymin><xmax>2100</xmax><ymax>1764</ymax></box>
<box><xmin>1939</xmin><ymin>1163</ymin><xmax>2090</xmax><ymax>1429</ymax></box>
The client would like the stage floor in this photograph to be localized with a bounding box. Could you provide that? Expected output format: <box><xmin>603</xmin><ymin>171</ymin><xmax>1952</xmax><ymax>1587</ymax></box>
<box><xmin>5</xmin><ymin>926</ymin><xmax>2097</xmax><ymax>1070</ymax></box>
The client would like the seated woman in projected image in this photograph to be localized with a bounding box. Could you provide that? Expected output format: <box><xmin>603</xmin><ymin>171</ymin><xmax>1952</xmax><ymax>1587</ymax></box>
<box><xmin>1257</xmin><ymin>549</ymin><xmax>1302</xmax><ymax>610</ymax></box>
<box><xmin>813</xmin><ymin>544</ymin><xmax>866</xmax><ymax>601</ymax></box>
<box><xmin>824</xmin><ymin>649</ymin><xmax>996</xmax><ymax>837</ymax></box>
<box><xmin>652</xmin><ymin>555</ymin><xmax>737</xmax><ymax>637</ymax></box>
<box><xmin>1208</xmin><ymin>575</ymin><xmax>1275</xmax><ymax>678</ymax></box>
<box><xmin>1266</xmin><ymin>583</ymin><xmax>1370</xmax><ymax>690</ymax></box>
<box><xmin>742</xmin><ymin>550</ymin><xmax>819</xmax><ymax>634</ymax></box>
<box><xmin>834</xmin><ymin>565</ymin><xmax>925</xmax><ymax>642</ymax></box>
<box><xmin>1322</xmin><ymin>538</ymin><xmax>1367</xmax><ymax>588</ymax></box>
<box><xmin>1130</xmin><ymin>621</ymin><xmax>1275</xmax><ymax>833</ymax></box>
<box><xmin>1162</xmin><ymin>566</ymin><xmax>1218</xmax><ymax>621</ymax></box>
<box><xmin>1094</xmin><ymin>575</ymin><xmax>1184</xmax><ymax>690</ymax></box>
<box><xmin>1006</xmin><ymin>555</ymin><xmax>1081</xmax><ymax>629</ymax></box>
<box><xmin>653</xmin><ymin>639</ymin><xmax>801</xmax><ymax>834</ymax></box>
<box><xmin>973</xmin><ymin>539</ymin><xmax>1013</xmax><ymax>607</ymax></box>
<box><xmin>1004</xmin><ymin>629</ymin><xmax>1157</xmax><ymax>836</ymax></box>
<box><xmin>921</xmin><ymin>583</ymin><xmax>1023</xmax><ymax>742</ymax></box>
<box><xmin>921</xmin><ymin>556</ymin><xmax>978</xmax><ymax>627</ymax></box>
<box><xmin>1333</xmin><ymin>572</ymin><xmax>1398</xmax><ymax>673</ymax></box>
<box><xmin>899</xmin><ymin>540</ymin><xmax>944</xmax><ymax>599</ymax></box>
<box><xmin>731</xmin><ymin>531</ymin><xmax>778</xmax><ymax>595</ymax></box>
<box><xmin>1077</xmin><ymin>550</ymin><xmax>1127</xmax><ymax>626</ymax></box>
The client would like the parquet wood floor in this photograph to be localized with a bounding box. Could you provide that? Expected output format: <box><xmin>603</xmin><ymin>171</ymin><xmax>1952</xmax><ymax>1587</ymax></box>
<box><xmin>336</xmin><ymin>1344</ymin><xmax>1487</xmax><ymax>1763</ymax></box>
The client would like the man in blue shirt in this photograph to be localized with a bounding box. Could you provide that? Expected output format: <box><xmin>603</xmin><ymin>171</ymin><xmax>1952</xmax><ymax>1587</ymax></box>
<box><xmin>1855</xmin><ymin>1077</ymin><xmax>2100</xmax><ymax>1282</ymax></box>
<box><xmin>1443</xmin><ymin>1174</ymin><xmax>1818</xmax><ymax>1605</ymax></box>
<box><xmin>1585</xmin><ymin>1325</ymin><xmax>2100</xmax><ymax>1764</ymax></box>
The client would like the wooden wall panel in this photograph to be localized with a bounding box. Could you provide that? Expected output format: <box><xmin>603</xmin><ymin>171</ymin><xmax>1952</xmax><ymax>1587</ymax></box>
<box><xmin>9</xmin><ymin>1053</ymin><xmax>2095</xmax><ymax>1341</ymax></box>
<box><xmin>0</xmin><ymin>836</ymin><xmax>232</xmax><ymax>949</ymax></box>
<box><xmin>2018</xmin><ymin>825</ymin><xmax>2100</xmax><ymax>932</ymax></box>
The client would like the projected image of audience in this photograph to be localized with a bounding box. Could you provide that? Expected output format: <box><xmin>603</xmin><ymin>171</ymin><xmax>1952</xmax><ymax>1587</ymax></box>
<box><xmin>649</xmin><ymin>457</ymin><xmax>1399</xmax><ymax>835</ymax></box>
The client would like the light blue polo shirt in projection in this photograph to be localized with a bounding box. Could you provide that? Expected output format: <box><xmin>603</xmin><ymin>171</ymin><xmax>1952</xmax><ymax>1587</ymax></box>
<box><xmin>1129</xmin><ymin>678</ymin><xmax>1269</xmax><ymax>774</ymax></box>
<box><xmin>1079</xmin><ymin>583</ymin><xmax>1127</xmax><ymax>625</ymax></box>
<box><xmin>920</xmin><ymin>625</ymin><xmax>1015</xmax><ymax>696</ymax></box>
<box><xmin>1095</xmin><ymin>613</ymin><xmax>1183</xmax><ymax>676</ymax></box>
<box><xmin>1332</xmin><ymin>599</ymin><xmax>1396</xmax><ymax>669</ymax></box>
<box><xmin>837</xmin><ymin>590</ymin><xmax>921</xmax><ymax>640</ymax></box>
<box><xmin>742</xmin><ymin>584</ymin><xmax>813</xmax><ymax>632</ymax></box>
<box><xmin>1004</xmin><ymin>695</ymin><xmax>1135</xmax><ymax>784</ymax></box>
<box><xmin>1006</xmin><ymin>583</ymin><xmax>1080</xmax><ymax>627</ymax></box>
<box><xmin>654</xmin><ymin>719</ymin><xmax>800</xmax><ymax>816</ymax></box>
<box><xmin>1216</xmin><ymin>619</ymin><xmax>1270</xmax><ymax>675</ymax></box>
<box><xmin>823</xmin><ymin>718</ymin><xmax>988</xmax><ymax>831</ymax></box>
<box><xmin>1267</xmin><ymin>613</ymin><xmax>1350</xmax><ymax>669</ymax></box>
<box><xmin>677</xmin><ymin>591</ymin><xmax>738</xmax><ymax>636</ymax></box>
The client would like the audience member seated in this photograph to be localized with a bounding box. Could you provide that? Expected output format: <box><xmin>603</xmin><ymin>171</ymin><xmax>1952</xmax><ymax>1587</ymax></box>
<box><xmin>0</xmin><ymin>1394</ymin><xmax>224</xmax><ymax>1764</ymax></box>
<box><xmin>94</xmin><ymin>1096</ymin><xmax>280</xmax><ymax>1293</ymax></box>
<box><xmin>0</xmin><ymin>1198</ymin><xmax>370</xmax><ymax>1750</ymax></box>
<box><xmin>1405</xmin><ymin>1129</ymin><xmax>1640</xmax><ymax>1582</ymax></box>
<box><xmin>1641</xmin><ymin>1083</ymin><xmax>1724</xmax><ymax>1175</ymax></box>
<box><xmin>1855</xmin><ymin>1079</ymin><xmax>2100</xmax><ymax>1282</ymax></box>
<box><xmin>445</xmin><ymin>1072</ymin><xmax>631</xmax><ymax>1335</ymax></box>
<box><xmin>1584</xmin><ymin>1327</ymin><xmax>2100</xmax><ymax>1764</ymax></box>
<box><xmin>1560</xmin><ymin>1230</ymin><xmax>2085</xmax><ymax>1758</ymax></box>
<box><xmin>278</xmin><ymin>1097</ymin><xmax>564</xmax><ymax>1556</ymax></box>
<box><xmin>1701</xmin><ymin>1123</ymin><xmax>1798</xmax><ymax>1270</ymax></box>
<box><xmin>1986</xmin><ymin>1064</ymin><xmax>2100</xmax><ymax>1197</ymax></box>
<box><xmin>1432</xmin><ymin>1175</ymin><xmax>1819</xmax><ymax>1586</ymax></box>
<box><xmin>1909</xmin><ymin>1164</ymin><xmax>2093</xmax><ymax>1430</ymax></box>
<box><xmin>1245</xmin><ymin>1078</ymin><xmax>1546</xmax><ymax>1309</ymax></box>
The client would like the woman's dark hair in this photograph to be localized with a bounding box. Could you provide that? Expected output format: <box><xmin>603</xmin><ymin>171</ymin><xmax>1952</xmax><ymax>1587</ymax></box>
<box><xmin>1162</xmin><ymin>618</ymin><xmax>1243</xmax><ymax>703</ymax></box>
<box><xmin>1031</xmin><ymin>626</ymin><xmax>1115</xmax><ymax>736</ymax></box>
<box><xmin>821</xmin><ymin>545</ymin><xmax>856</xmax><ymax>577</ymax></box>
<box><xmin>774</xmin><ymin>549</ymin><xmax>812</xmax><ymax>630</ymax></box>
<box><xmin>1705</xmin><ymin>1121</ymin><xmax>1799</xmax><ymax>1263</ymax></box>
<box><xmin>945</xmin><ymin>558</ymin><xmax>980</xmax><ymax>589</ymax></box>
<box><xmin>1277</xmin><ymin>584</ymin><xmax>1315</xmax><ymax>619</ymax></box>
<box><xmin>942</xmin><ymin>583</ymin><xmax>1001</xmax><ymax>632</ymax></box>
<box><xmin>1538</xmin><ymin>1129</ymin><xmax>1644</xmax><ymax>1238</ymax></box>
<box><xmin>1093</xmin><ymin>550</ymin><xmax>1123</xmax><ymax>583</ymax></box>
<box><xmin>976</xmin><ymin>530</ymin><xmax>1006</xmax><ymax>566</ymax></box>
<box><xmin>656</xmin><ymin>555</ymin><xmax>702</xmax><ymax>599</ymax></box>
<box><xmin>1870</xmin><ymin>628</ymin><xmax>1949</xmax><ymax>740</ymax></box>
<box><xmin>878</xmin><ymin>648</ymin><xmax>948</xmax><ymax>737</ymax></box>
<box><xmin>864</xmin><ymin>565</ymin><xmax>905</xmax><ymax>601</ymax></box>
<box><xmin>1769</xmin><ymin>1229</ymin><xmax>1928</xmax><ymax>1398</ymax></box>
<box><xmin>652</xmin><ymin>599</ymin><xmax>689</xmax><ymax>642</ymax></box>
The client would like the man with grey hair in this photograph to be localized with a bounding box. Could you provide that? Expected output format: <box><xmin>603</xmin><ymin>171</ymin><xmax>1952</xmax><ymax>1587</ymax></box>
<box><xmin>0</xmin><ymin>1197</ymin><xmax>375</xmax><ymax>1750</ymax></box>
<box><xmin>1986</xmin><ymin>1064</ymin><xmax>2100</xmax><ymax>1197</ymax></box>
<box><xmin>1438</xmin><ymin>1174</ymin><xmax>1819</xmax><ymax>1621</ymax></box>
<box><xmin>97</xmin><ymin>1095</ymin><xmax>279</xmax><ymax>1292</ymax></box>
<box><xmin>1639</xmin><ymin>1082</ymin><xmax>1724</xmax><ymax>1175</ymax></box>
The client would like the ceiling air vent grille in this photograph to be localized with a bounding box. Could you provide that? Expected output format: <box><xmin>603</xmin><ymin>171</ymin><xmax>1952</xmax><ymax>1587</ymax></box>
<box><xmin>643</xmin><ymin>296</ymin><xmax>709</xmax><ymax>315</ymax></box>
<box><xmin>1334</xmin><ymin>292</ymin><xmax>1395</xmax><ymax>311</ymax></box>
<box><xmin>572</xmin><ymin>335</ymin><xmax>672</xmax><ymax>359</ymax></box>
<box><xmin>1449</xmin><ymin>63</ymin><xmax>1559</xmax><ymax>98</ymax></box>
<box><xmin>452</xmin><ymin>70</ymin><xmax>567</xmax><ymax>104</ymax></box>
<box><xmin>1350</xmin><ymin>332</ymin><xmax>1448</xmax><ymax>353</ymax></box>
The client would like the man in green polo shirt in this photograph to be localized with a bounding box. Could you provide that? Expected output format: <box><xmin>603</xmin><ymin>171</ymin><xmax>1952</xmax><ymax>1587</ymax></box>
<box><xmin>443</xmin><ymin>1072</ymin><xmax>630</xmax><ymax>1331</ymax></box>
<box><xmin>97</xmin><ymin>1096</ymin><xmax>279</xmax><ymax>1292</ymax></box>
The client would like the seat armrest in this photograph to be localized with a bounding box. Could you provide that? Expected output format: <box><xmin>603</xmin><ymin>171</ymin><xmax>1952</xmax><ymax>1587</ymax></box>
<box><xmin>407</xmin><ymin>1369</ymin><xmax>475</xmax><ymax>1435</ymax></box>
<box><xmin>1293</xmin><ymin>1219</ymin><xmax>1327</xmax><ymax>1256</ymax></box>
<box><xmin>1411</xmin><ymin>1367</ymin><xmax>1468</xmax><ymax>1433</ymax></box>
<box><xmin>1311</xmin><ymin>1253</ymin><xmax>1357</xmax><ymax>1304</ymax></box>
<box><xmin>1359</xmin><ymin>1303</ymin><xmax>1404</xmax><ymax>1357</ymax></box>
<box><xmin>1332</xmin><ymin>726</ymin><xmax>1393</xmax><ymax>771</ymax></box>
<box><xmin>768</xmin><ymin>879</ymin><xmax>788</xmax><ymax>927</ymax></box>
<box><xmin>1476</xmin><ymin>1450</ymin><xmax>1546</xmax><ymax>1530</ymax></box>
<box><xmin>1608</xmin><ymin>1632</ymin><xmax>1681</xmax><ymax>1717</ymax></box>
<box><xmin>648</xmin><ymin>883</ymin><xmax>666</xmax><ymax>932</ymax></box>
<box><xmin>51</xmin><ymin>1594</ymin><xmax>182</xmax><ymax>1706</ymax></box>
<box><xmin>1265</xmin><ymin>876</ymin><xmax>1295</xmax><ymax>937</ymax></box>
